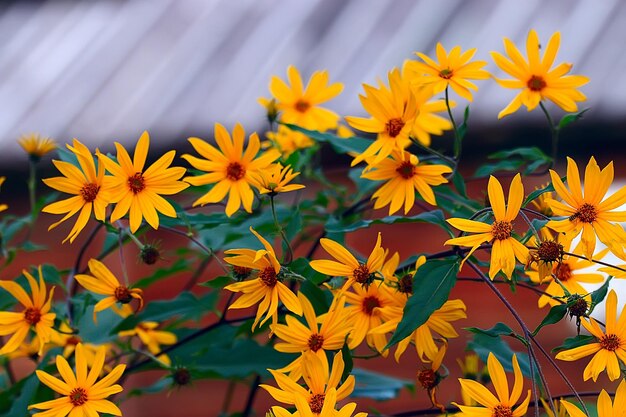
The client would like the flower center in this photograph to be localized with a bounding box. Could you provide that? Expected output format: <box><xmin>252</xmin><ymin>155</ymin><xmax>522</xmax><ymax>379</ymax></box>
<box><xmin>295</xmin><ymin>100</ymin><xmax>311</xmax><ymax>113</ymax></box>
<box><xmin>491</xmin><ymin>220</ymin><xmax>512</xmax><ymax>241</ymax></box>
<box><xmin>66</xmin><ymin>336</ymin><xmax>82</xmax><ymax>346</ymax></box>
<box><xmin>226</xmin><ymin>162</ymin><xmax>246</xmax><ymax>181</ymax></box>
<box><xmin>258</xmin><ymin>266</ymin><xmax>277</xmax><ymax>287</ymax></box>
<box><xmin>385</xmin><ymin>118</ymin><xmax>405</xmax><ymax>138</ymax></box>
<box><xmin>362</xmin><ymin>296</ymin><xmax>381</xmax><ymax>315</ymax></box>
<box><xmin>353</xmin><ymin>263</ymin><xmax>375</xmax><ymax>285</ymax></box>
<box><xmin>537</xmin><ymin>240</ymin><xmax>563</xmax><ymax>263</ymax></box>
<box><xmin>308</xmin><ymin>333</ymin><xmax>324</xmax><ymax>352</ymax></box>
<box><xmin>493</xmin><ymin>405</ymin><xmax>513</xmax><ymax>417</ymax></box>
<box><xmin>396</xmin><ymin>161</ymin><xmax>416</xmax><ymax>179</ymax></box>
<box><xmin>398</xmin><ymin>274</ymin><xmax>413</xmax><ymax>294</ymax></box>
<box><xmin>439</xmin><ymin>68</ymin><xmax>453</xmax><ymax>79</ymax></box>
<box><xmin>600</xmin><ymin>334</ymin><xmax>622</xmax><ymax>351</ymax></box>
<box><xmin>69</xmin><ymin>387</ymin><xmax>88</xmax><ymax>406</ymax></box>
<box><xmin>128</xmin><ymin>172</ymin><xmax>146</xmax><ymax>194</ymax></box>
<box><xmin>80</xmin><ymin>183</ymin><xmax>100</xmax><ymax>203</ymax></box>
<box><xmin>114</xmin><ymin>286</ymin><xmax>133</xmax><ymax>303</ymax></box>
<box><xmin>554</xmin><ymin>262</ymin><xmax>572</xmax><ymax>282</ymax></box>
<box><xmin>309</xmin><ymin>393</ymin><xmax>325</xmax><ymax>414</ymax></box>
<box><xmin>571</xmin><ymin>203</ymin><xmax>598</xmax><ymax>223</ymax></box>
<box><xmin>527</xmin><ymin>75</ymin><xmax>546</xmax><ymax>92</ymax></box>
<box><xmin>173</xmin><ymin>368</ymin><xmax>192</xmax><ymax>386</ymax></box>
<box><xmin>23</xmin><ymin>307</ymin><xmax>41</xmax><ymax>325</ymax></box>
<box><xmin>417</xmin><ymin>368</ymin><xmax>438</xmax><ymax>390</ymax></box>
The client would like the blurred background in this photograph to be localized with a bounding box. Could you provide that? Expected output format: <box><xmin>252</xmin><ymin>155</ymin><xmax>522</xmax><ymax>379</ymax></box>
<box><xmin>1</xmin><ymin>0</ymin><xmax>626</xmax><ymax>415</ymax></box>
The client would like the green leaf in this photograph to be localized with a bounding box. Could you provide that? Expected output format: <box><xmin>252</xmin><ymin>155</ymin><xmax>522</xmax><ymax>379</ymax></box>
<box><xmin>457</xmin><ymin>105</ymin><xmax>470</xmax><ymax>142</ymax></box>
<box><xmin>200</xmin><ymin>275</ymin><xmax>233</xmax><ymax>289</ymax></box>
<box><xmin>589</xmin><ymin>277</ymin><xmax>612</xmax><ymax>314</ymax></box>
<box><xmin>558</xmin><ymin>108</ymin><xmax>589</xmax><ymax>130</ymax></box>
<box><xmin>387</xmin><ymin>258</ymin><xmax>459</xmax><ymax>348</ymax></box>
<box><xmin>289</xmin><ymin>257</ymin><xmax>328</xmax><ymax>286</ymax></box>
<box><xmin>326</xmin><ymin>210</ymin><xmax>451</xmax><ymax>236</ymax></box>
<box><xmin>341</xmin><ymin>344</ymin><xmax>354</xmax><ymax>383</ymax></box>
<box><xmin>468</xmin><ymin>332</ymin><xmax>532</xmax><ymax>377</ymax></box>
<box><xmin>523</xmin><ymin>183</ymin><xmax>555</xmax><ymax>208</ymax></box>
<box><xmin>284</xmin><ymin>124</ymin><xmax>371</xmax><ymax>155</ymax></box>
<box><xmin>552</xmin><ymin>335</ymin><xmax>596</xmax><ymax>354</ymax></box>
<box><xmin>532</xmin><ymin>304</ymin><xmax>568</xmax><ymax>336</ymax></box>
<box><xmin>475</xmin><ymin>147</ymin><xmax>551</xmax><ymax>177</ymax></box>
<box><xmin>466</xmin><ymin>322</ymin><xmax>516</xmax><ymax>338</ymax></box>
<box><xmin>451</xmin><ymin>170</ymin><xmax>468</xmax><ymax>198</ymax></box>
<box><xmin>350</xmin><ymin>368</ymin><xmax>412</xmax><ymax>400</ymax></box>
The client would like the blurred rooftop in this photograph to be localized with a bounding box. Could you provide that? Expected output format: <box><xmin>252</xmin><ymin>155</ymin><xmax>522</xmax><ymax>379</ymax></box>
<box><xmin>0</xmin><ymin>0</ymin><xmax>624</xmax><ymax>162</ymax></box>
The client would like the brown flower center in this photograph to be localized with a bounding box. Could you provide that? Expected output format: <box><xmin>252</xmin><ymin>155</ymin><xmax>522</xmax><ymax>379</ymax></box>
<box><xmin>128</xmin><ymin>172</ymin><xmax>146</xmax><ymax>194</ymax></box>
<box><xmin>537</xmin><ymin>240</ymin><xmax>563</xmax><ymax>263</ymax></box>
<box><xmin>439</xmin><ymin>68</ymin><xmax>453</xmax><ymax>79</ymax></box>
<box><xmin>309</xmin><ymin>393</ymin><xmax>325</xmax><ymax>414</ymax></box>
<box><xmin>491</xmin><ymin>220</ymin><xmax>512</xmax><ymax>241</ymax></box>
<box><xmin>398</xmin><ymin>274</ymin><xmax>413</xmax><ymax>294</ymax></box>
<box><xmin>362</xmin><ymin>296</ymin><xmax>381</xmax><ymax>315</ymax></box>
<box><xmin>571</xmin><ymin>203</ymin><xmax>598</xmax><ymax>223</ymax></box>
<box><xmin>554</xmin><ymin>262</ymin><xmax>572</xmax><ymax>282</ymax></box>
<box><xmin>226</xmin><ymin>162</ymin><xmax>246</xmax><ymax>181</ymax></box>
<box><xmin>527</xmin><ymin>75</ymin><xmax>546</xmax><ymax>92</ymax></box>
<box><xmin>396</xmin><ymin>161</ymin><xmax>416</xmax><ymax>179</ymax></box>
<box><xmin>295</xmin><ymin>100</ymin><xmax>311</xmax><ymax>113</ymax></box>
<box><xmin>66</xmin><ymin>336</ymin><xmax>82</xmax><ymax>346</ymax></box>
<box><xmin>308</xmin><ymin>333</ymin><xmax>324</xmax><ymax>352</ymax></box>
<box><xmin>353</xmin><ymin>263</ymin><xmax>374</xmax><ymax>285</ymax></box>
<box><xmin>385</xmin><ymin>118</ymin><xmax>405</xmax><ymax>138</ymax></box>
<box><xmin>114</xmin><ymin>286</ymin><xmax>133</xmax><ymax>303</ymax></box>
<box><xmin>24</xmin><ymin>307</ymin><xmax>41</xmax><ymax>325</ymax></box>
<box><xmin>417</xmin><ymin>369</ymin><xmax>438</xmax><ymax>390</ymax></box>
<box><xmin>258</xmin><ymin>266</ymin><xmax>277</xmax><ymax>288</ymax></box>
<box><xmin>173</xmin><ymin>368</ymin><xmax>192</xmax><ymax>386</ymax></box>
<box><xmin>568</xmin><ymin>296</ymin><xmax>588</xmax><ymax>318</ymax></box>
<box><xmin>600</xmin><ymin>334</ymin><xmax>622</xmax><ymax>352</ymax></box>
<box><xmin>493</xmin><ymin>404</ymin><xmax>513</xmax><ymax>417</ymax></box>
<box><xmin>69</xmin><ymin>387</ymin><xmax>88</xmax><ymax>406</ymax></box>
<box><xmin>80</xmin><ymin>183</ymin><xmax>100</xmax><ymax>203</ymax></box>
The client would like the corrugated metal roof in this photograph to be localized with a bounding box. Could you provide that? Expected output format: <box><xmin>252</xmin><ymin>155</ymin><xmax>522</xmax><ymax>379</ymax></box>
<box><xmin>0</xmin><ymin>0</ymin><xmax>622</xmax><ymax>160</ymax></box>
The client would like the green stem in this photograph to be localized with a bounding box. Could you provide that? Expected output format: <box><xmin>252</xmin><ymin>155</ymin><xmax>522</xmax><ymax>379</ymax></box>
<box><xmin>28</xmin><ymin>160</ymin><xmax>37</xmax><ymax>225</ymax></box>
<box><xmin>270</xmin><ymin>195</ymin><xmax>293</xmax><ymax>264</ymax></box>
<box><xmin>413</xmin><ymin>140</ymin><xmax>456</xmax><ymax>166</ymax></box>
<box><xmin>445</xmin><ymin>87</ymin><xmax>461</xmax><ymax>159</ymax></box>
<box><xmin>539</xmin><ymin>102</ymin><xmax>559</xmax><ymax>168</ymax></box>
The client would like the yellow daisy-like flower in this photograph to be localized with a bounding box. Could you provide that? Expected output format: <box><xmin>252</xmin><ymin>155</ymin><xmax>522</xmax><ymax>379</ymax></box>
<box><xmin>268</xmin><ymin>65</ymin><xmax>344</xmax><ymax>131</ymax></box>
<box><xmin>0</xmin><ymin>266</ymin><xmax>55</xmax><ymax>355</ymax></box>
<box><xmin>310</xmin><ymin>233</ymin><xmax>385</xmax><ymax>290</ymax></box>
<box><xmin>547</xmin><ymin>156</ymin><xmax>626</xmax><ymax>260</ymax></box>
<box><xmin>408</xmin><ymin>43</ymin><xmax>490</xmax><ymax>101</ymax></box>
<box><xmin>271</xmin><ymin>387</ymin><xmax>367</xmax><ymax>417</ymax></box>
<box><xmin>256</xmin><ymin>163</ymin><xmax>305</xmax><ymax>196</ymax></box>
<box><xmin>99</xmin><ymin>131</ymin><xmax>189</xmax><ymax>233</ymax></box>
<box><xmin>445</xmin><ymin>174</ymin><xmax>529</xmax><ymax>279</ymax></box>
<box><xmin>74</xmin><ymin>258</ymin><xmax>143</xmax><ymax>323</ymax></box>
<box><xmin>561</xmin><ymin>379</ymin><xmax>626</xmax><ymax>417</ymax></box>
<box><xmin>527</xmin><ymin>238</ymin><xmax>606</xmax><ymax>308</ymax></box>
<box><xmin>454</xmin><ymin>353</ymin><xmax>531</xmax><ymax>417</ymax></box>
<box><xmin>119</xmin><ymin>321</ymin><xmax>176</xmax><ymax>366</ymax></box>
<box><xmin>224</xmin><ymin>227</ymin><xmax>302</xmax><ymax>331</ymax></box>
<box><xmin>345</xmin><ymin>68</ymin><xmax>418</xmax><ymax>167</ymax></box>
<box><xmin>42</xmin><ymin>139</ymin><xmax>116</xmax><ymax>243</ymax></box>
<box><xmin>491</xmin><ymin>30</ymin><xmax>589</xmax><ymax>119</ymax></box>
<box><xmin>0</xmin><ymin>176</ymin><xmax>7</xmax><ymax>213</ymax></box>
<box><xmin>28</xmin><ymin>343</ymin><xmax>125</xmax><ymax>417</ymax></box>
<box><xmin>263</xmin><ymin>351</ymin><xmax>355</xmax><ymax>416</ymax></box>
<box><xmin>272</xmin><ymin>292</ymin><xmax>352</xmax><ymax>380</ymax></box>
<box><xmin>183</xmin><ymin>123</ymin><xmax>280</xmax><ymax>217</ymax></box>
<box><xmin>556</xmin><ymin>289</ymin><xmax>626</xmax><ymax>381</ymax></box>
<box><xmin>264</xmin><ymin>125</ymin><xmax>316</xmax><ymax>158</ymax></box>
<box><xmin>361</xmin><ymin>150</ymin><xmax>451</xmax><ymax>215</ymax></box>
<box><xmin>18</xmin><ymin>133</ymin><xmax>57</xmax><ymax>159</ymax></box>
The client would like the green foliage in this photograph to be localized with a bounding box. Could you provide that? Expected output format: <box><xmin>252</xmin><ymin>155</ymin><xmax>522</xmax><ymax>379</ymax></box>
<box><xmin>474</xmin><ymin>147</ymin><xmax>552</xmax><ymax>177</ymax></box>
<box><xmin>350</xmin><ymin>368</ymin><xmax>412</xmax><ymax>400</ymax></box>
<box><xmin>532</xmin><ymin>304</ymin><xmax>568</xmax><ymax>336</ymax></box>
<box><xmin>468</xmin><ymin>332</ymin><xmax>532</xmax><ymax>377</ymax></box>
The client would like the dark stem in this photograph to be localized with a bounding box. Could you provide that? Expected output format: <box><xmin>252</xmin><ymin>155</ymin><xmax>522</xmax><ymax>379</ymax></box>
<box><xmin>270</xmin><ymin>195</ymin><xmax>293</xmax><ymax>264</ymax></box>
<box><xmin>241</xmin><ymin>375</ymin><xmax>262</xmax><ymax>417</ymax></box>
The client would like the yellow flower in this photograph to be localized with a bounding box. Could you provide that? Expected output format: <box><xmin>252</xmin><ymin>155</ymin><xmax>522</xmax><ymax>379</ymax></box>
<box><xmin>540</xmin><ymin>398</ymin><xmax>569</xmax><ymax>417</ymax></box>
<box><xmin>561</xmin><ymin>379</ymin><xmax>626</xmax><ymax>417</ymax></box>
<box><xmin>527</xmin><ymin>238</ymin><xmax>606</xmax><ymax>308</ymax></box>
<box><xmin>529</xmin><ymin>183</ymin><xmax>555</xmax><ymax>217</ymax></box>
<box><xmin>445</xmin><ymin>174</ymin><xmax>529</xmax><ymax>279</ymax></box>
<box><xmin>42</xmin><ymin>139</ymin><xmax>116</xmax><ymax>243</ymax></box>
<box><xmin>409</xmin><ymin>86</ymin><xmax>455</xmax><ymax>147</ymax></box>
<box><xmin>546</xmin><ymin>156</ymin><xmax>626</xmax><ymax>260</ymax></box>
<box><xmin>183</xmin><ymin>123</ymin><xmax>280</xmax><ymax>217</ymax></box>
<box><xmin>28</xmin><ymin>343</ymin><xmax>125</xmax><ymax>417</ymax></box>
<box><xmin>271</xmin><ymin>387</ymin><xmax>367</xmax><ymax>417</ymax></box>
<box><xmin>336</xmin><ymin>124</ymin><xmax>354</xmax><ymax>138</ymax></box>
<box><xmin>268</xmin><ymin>65</ymin><xmax>343</xmax><ymax>131</ymax></box>
<box><xmin>310</xmin><ymin>233</ymin><xmax>385</xmax><ymax>290</ymax></box>
<box><xmin>262</xmin><ymin>351</ymin><xmax>356</xmax><ymax>415</ymax></box>
<box><xmin>18</xmin><ymin>133</ymin><xmax>57</xmax><ymax>159</ymax></box>
<box><xmin>408</xmin><ymin>43</ymin><xmax>490</xmax><ymax>101</ymax></box>
<box><xmin>556</xmin><ymin>290</ymin><xmax>626</xmax><ymax>381</ymax></box>
<box><xmin>74</xmin><ymin>258</ymin><xmax>143</xmax><ymax>323</ymax></box>
<box><xmin>224</xmin><ymin>227</ymin><xmax>302</xmax><ymax>331</ymax></box>
<box><xmin>99</xmin><ymin>131</ymin><xmax>189</xmax><ymax>233</ymax></box>
<box><xmin>271</xmin><ymin>293</ymin><xmax>352</xmax><ymax>380</ymax></box>
<box><xmin>0</xmin><ymin>176</ymin><xmax>7</xmax><ymax>213</ymax></box>
<box><xmin>256</xmin><ymin>163</ymin><xmax>305</xmax><ymax>196</ymax></box>
<box><xmin>345</xmin><ymin>68</ymin><xmax>418</xmax><ymax>166</ymax></box>
<box><xmin>361</xmin><ymin>150</ymin><xmax>451</xmax><ymax>215</ymax></box>
<box><xmin>119</xmin><ymin>321</ymin><xmax>177</xmax><ymax>366</ymax></box>
<box><xmin>0</xmin><ymin>266</ymin><xmax>55</xmax><ymax>355</ymax></box>
<box><xmin>263</xmin><ymin>125</ymin><xmax>315</xmax><ymax>158</ymax></box>
<box><xmin>454</xmin><ymin>353</ymin><xmax>530</xmax><ymax>416</ymax></box>
<box><xmin>491</xmin><ymin>30</ymin><xmax>589</xmax><ymax>119</ymax></box>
